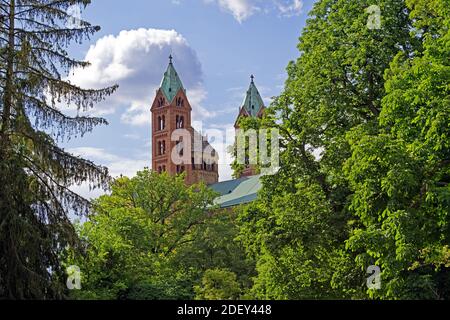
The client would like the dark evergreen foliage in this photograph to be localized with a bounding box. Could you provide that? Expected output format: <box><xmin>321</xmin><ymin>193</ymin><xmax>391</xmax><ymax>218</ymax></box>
<box><xmin>0</xmin><ymin>0</ymin><xmax>117</xmax><ymax>299</ymax></box>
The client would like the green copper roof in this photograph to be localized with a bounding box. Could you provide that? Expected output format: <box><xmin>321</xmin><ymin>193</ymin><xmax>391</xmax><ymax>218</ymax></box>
<box><xmin>160</xmin><ymin>56</ymin><xmax>184</xmax><ymax>103</ymax></box>
<box><xmin>242</xmin><ymin>76</ymin><xmax>265</xmax><ymax>117</ymax></box>
<box><xmin>210</xmin><ymin>175</ymin><xmax>262</xmax><ymax>208</ymax></box>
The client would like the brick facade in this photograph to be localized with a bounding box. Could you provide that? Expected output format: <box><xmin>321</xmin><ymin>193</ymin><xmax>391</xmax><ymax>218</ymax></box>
<box><xmin>151</xmin><ymin>60</ymin><xmax>219</xmax><ymax>185</ymax></box>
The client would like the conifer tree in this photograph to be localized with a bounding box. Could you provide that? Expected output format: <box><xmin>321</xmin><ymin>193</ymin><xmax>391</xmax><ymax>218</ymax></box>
<box><xmin>0</xmin><ymin>0</ymin><xmax>117</xmax><ymax>299</ymax></box>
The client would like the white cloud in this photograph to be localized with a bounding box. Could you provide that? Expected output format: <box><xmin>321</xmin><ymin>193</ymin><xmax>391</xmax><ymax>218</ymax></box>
<box><xmin>68</xmin><ymin>147</ymin><xmax>149</xmax><ymax>178</ymax></box>
<box><xmin>67</xmin><ymin>28</ymin><xmax>211</xmax><ymax>126</ymax></box>
<box><xmin>276</xmin><ymin>0</ymin><xmax>303</xmax><ymax>17</ymax></box>
<box><xmin>71</xmin><ymin>183</ymin><xmax>106</xmax><ymax>202</ymax></box>
<box><xmin>204</xmin><ymin>0</ymin><xmax>258</xmax><ymax>23</ymax></box>
<box><xmin>201</xmin><ymin>0</ymin><xmax>304</xmax><ymax>22</ymax></box>
<box><xmin>68</xmin><ymin>147</ymin><xmax>149</xmax><ymax>200</ymax></box>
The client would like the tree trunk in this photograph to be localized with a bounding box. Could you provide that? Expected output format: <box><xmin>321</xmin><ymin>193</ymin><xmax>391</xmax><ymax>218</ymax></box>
<box><xmin>1</xmin><ymin>0</ymin><xmax>15</xmax><ymax>148</ymax></box>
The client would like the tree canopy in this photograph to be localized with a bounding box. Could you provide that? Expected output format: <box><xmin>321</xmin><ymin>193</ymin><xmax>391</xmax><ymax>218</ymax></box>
<box><xmin>236</xmin><ymin>0</ymin><xmax>449</xmax><ymax>300</ymax></box>
<box><xmin>67</xmin><ymin>170</ymin><xmax>255</xmax><ymax>300</ymax></box>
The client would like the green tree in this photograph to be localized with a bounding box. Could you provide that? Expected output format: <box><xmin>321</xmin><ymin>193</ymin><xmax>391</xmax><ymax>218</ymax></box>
<box><xmin>174</xmin><ymin>208</ymin><xmax>256</xmax><ymax>294</ymax></box>
<box><xmin>0</xmin><ymin>0</ymin><xmax>117</xmax><ymax>299</ymax></box>
<box><xmin>344</xmin><ymin>0</ymin><xmax>450</xmax><ymax>299</ymax></box>
<box><xmin>237</xmin><ymin>0</ymin><xmax>416</xmax><ymax>299</ymax></box>
<box><xmin>67</xmin><ymin>170</ymin><xmax>218</xmax><ymax>300</ymax></box>
<box><xmin>194</xmin><ymin>269</ymin><xmax>241</xmax><ymax>300</ymax></box>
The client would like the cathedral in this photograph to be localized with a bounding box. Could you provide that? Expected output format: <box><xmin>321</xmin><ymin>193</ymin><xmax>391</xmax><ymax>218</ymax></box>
<box><xmin>151</xmin><ymin>56</ymin><xmax>265</xmax><ymax>189</ymax></box>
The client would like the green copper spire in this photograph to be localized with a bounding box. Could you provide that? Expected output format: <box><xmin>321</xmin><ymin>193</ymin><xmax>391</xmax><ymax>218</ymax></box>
<box><xmin>160</xmin><ymin>55</ymin><xmax>185</xmax><ymax>103</ymax></box>
<box><xmin>242</xmin><ymin>75</ymin><xmax>265</xmax><ymax>117</ymax></box>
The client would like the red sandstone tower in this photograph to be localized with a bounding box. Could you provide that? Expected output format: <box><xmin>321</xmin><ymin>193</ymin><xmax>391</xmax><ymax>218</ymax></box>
<box><xmin>151</xmin><ymin>56</ymin><xmax>219</xmax><ymax>185</ymax></box>
<box><xmin>234</xmin><ymin>75</ymin><xmax>266</xmax><ymax>178</ymax></box>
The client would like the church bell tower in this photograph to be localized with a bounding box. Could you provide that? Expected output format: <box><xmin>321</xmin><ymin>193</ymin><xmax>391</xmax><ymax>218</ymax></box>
<box><xmin>151</xmin><ymin>55</ymin><xmax>192</xmax><ymax>177</ymax></box>
<box><xmin>151</xmin><ymin>56</ymin><xmax>219</xmax><ymax>185</ymax></box>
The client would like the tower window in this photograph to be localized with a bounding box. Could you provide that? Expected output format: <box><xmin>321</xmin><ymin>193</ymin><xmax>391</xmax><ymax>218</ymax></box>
<box><xmin>158</xmin><ymin>141</ymin><xmax>166</xmax><ymax>155</ymax></box>
<box><xmin>158</xmin><ymin>116</ymin><xmax>166</xmax><ymax>131</ymax></box>
<box><xmin>158</xmin><ymin>97</ymin><xmax>165</xmax><ymax>107</ymax></box>
<box><xmin>180</xmin><ymin>116</ymin><xmax>184</xmax><ymax>128</ymax></box>
<box><xmin>176</xmin><ymin>115</ymin><xmax>185</xmax><ymax>129</ymax></box>
<box><xmin>176</xmin><ymin>97</ymin><xmax>184</xmax><ymax>107</ymax></box>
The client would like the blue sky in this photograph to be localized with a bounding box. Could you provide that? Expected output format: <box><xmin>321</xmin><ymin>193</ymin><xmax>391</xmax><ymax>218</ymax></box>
<box><xmin>64</xmin><ymin>0</ymin><xmax>313</xmax><ymax>197</ymax></box>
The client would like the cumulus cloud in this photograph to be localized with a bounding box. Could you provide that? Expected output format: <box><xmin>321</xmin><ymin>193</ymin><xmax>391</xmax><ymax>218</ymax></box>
<box><xmin>67</xmin><ymin>28</ymin><xmax>212</xmax><ymax>126</ymax></box>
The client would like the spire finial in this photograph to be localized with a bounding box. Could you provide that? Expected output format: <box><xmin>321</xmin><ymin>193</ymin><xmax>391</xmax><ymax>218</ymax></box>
<box><xmin>169</xmin><ymin>54</ymin><xmax>173</xmax><ymax>64</ymax></box>
<box><xmin>250</xmin><ymin>74</ymin><xmax>254</xmax><ymax>83</ymax></box>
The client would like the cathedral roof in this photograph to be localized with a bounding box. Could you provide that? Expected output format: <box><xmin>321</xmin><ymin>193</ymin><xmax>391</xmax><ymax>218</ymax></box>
<box><xmin>210</xmin><ymin>175</ymin><xmax>262</xmax><ymax>208</ymax></box>
<box><xmin>160</xmin><ymin>55</ymin><xmax>185</xmax><ymax>103</ymax></box>
<box><xmin>241</xmin><ymin>75</ymin><xmax>265</xmax><ymax>117</ymax></box>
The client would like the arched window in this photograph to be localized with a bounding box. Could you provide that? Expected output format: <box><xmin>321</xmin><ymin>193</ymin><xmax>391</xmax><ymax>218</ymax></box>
<box><xmin>179</xmin><ymin>116</ymin><xmax>184</xmax><ymax>128</ymax></box>
<box><xmin>211</xmin><ymin>163</ymin><xmax>215</xmax><ymax>171</ymax></box>
<box><xmin>175</xmin><ymin>115</ymin><xmax>185</xmax><ymax>129</ymax></box>
<box><xmin>176</xmin><ymin>97</ymin><xmax>184</xmax><ymax>107</ymax></box>
<box><xmin>158</xmin><ymin>97</ymin><xmax>165</xmax><ymax>107</ymax></box>
<box><xmin>162</xmin><ymin>115</ymin><xmax>166</xmax><ymax>130</ymax></box>
<box><xmin>158</xmin><ymin>141</ymin><xmax>166</xmax><ymax>156</ymax></box>
<box><xmin>162</xmin><ymin>165</ymin><xmax>166</xmax><ymax>172</ymax></box>
<box><xmin>158</xmin><ymin>116</ymin><xmax>162</xmax><ymax>131</ymax></box>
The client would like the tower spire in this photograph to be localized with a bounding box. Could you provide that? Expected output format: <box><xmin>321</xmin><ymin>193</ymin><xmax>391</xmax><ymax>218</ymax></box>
<box><xmin>160</xmin><ymin>54</ymin><xmax>184</xmax><ymax>102</ymax></box>
<box><xmin>240</xmin><ymin>74</ymin><xmax>264</xmax><ymax>117</ymax></box>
